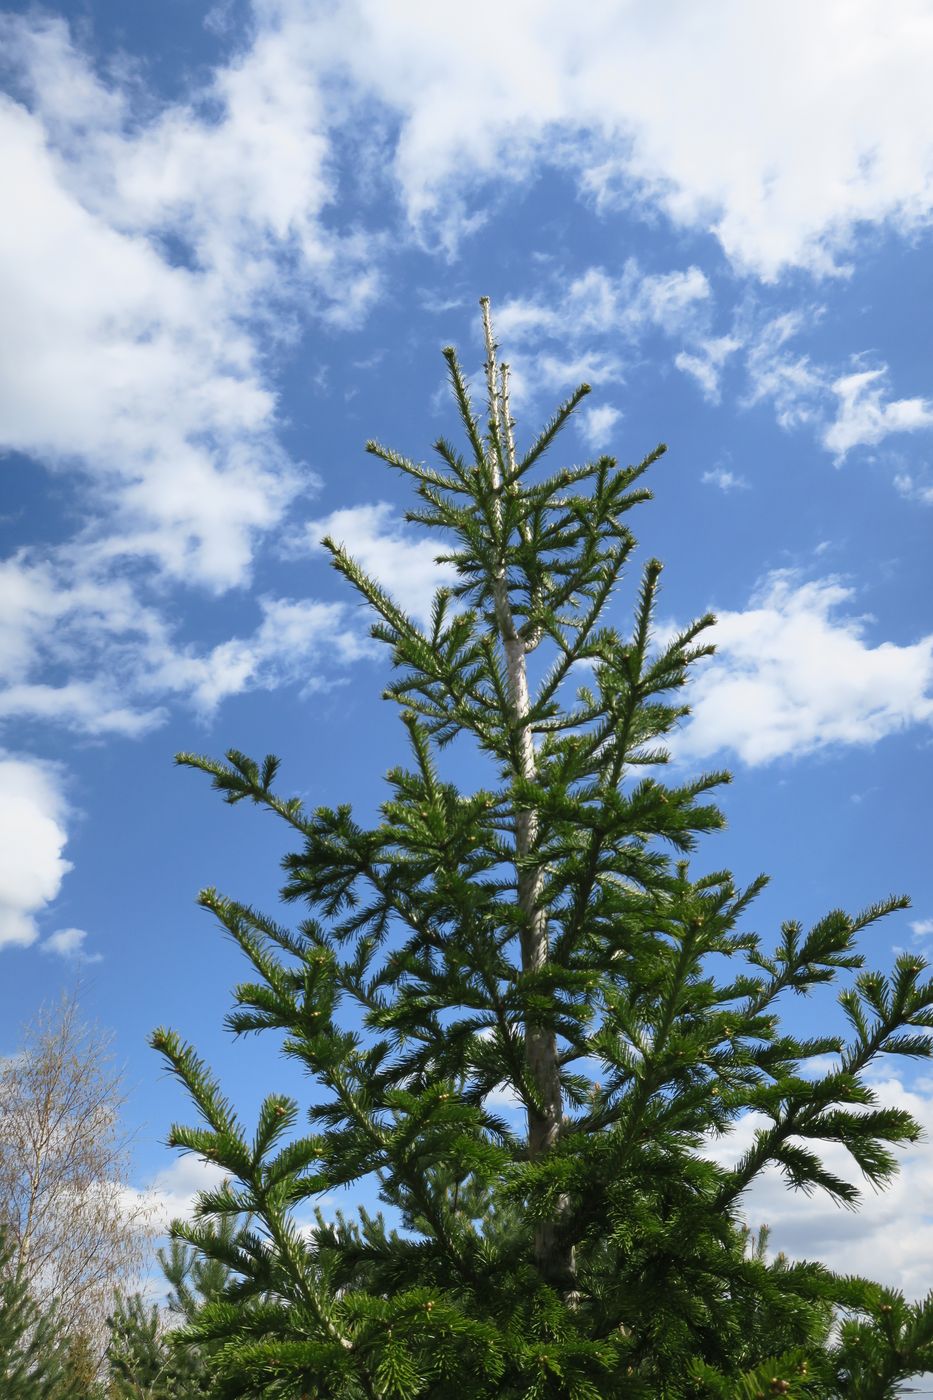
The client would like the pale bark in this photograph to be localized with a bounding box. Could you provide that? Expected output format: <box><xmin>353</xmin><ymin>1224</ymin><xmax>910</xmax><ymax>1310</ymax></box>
<box><xmin>480</xmin><ymin>298</ymin><xmax>572</xmax><ymax>1287</ymax></box>
<box><xmin>0</xmin><ymin>992</ymin><xmax>153</xmax><ymax>1365</ymax></box>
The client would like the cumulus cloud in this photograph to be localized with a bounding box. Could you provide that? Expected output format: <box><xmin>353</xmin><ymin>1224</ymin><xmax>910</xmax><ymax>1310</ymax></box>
<box><xmin>0</xmin><ymin>547</ymin><xmax>372</xmax><ymax>734</ymax></box>
<box><xmin>579</xmin><ymin>404</ymin><xmax>622</xmax><ymax>451</ymax></box>
<box><xmin>1</xmin><ymin>11</ymin><xmax>375</xmax><ymax>317</ymax></box>
<box><xmin>135</xmin><ymin>1155</ymin><xmax>230</xmax><ymax>1233</ymax></box>
<box><xmin>303</xmin><ymin>503</ymin><xmax>457</xmax><ymax>624</ymax></box>
<box><xmin>40</xmin><ymin>927</ymin><xmax>102</xmax><ymax>963</ymax></box>
<box><xmin>0</xmin><ymin>7</ymin><xmax>387</xmax><ymax>738</ymax></box>
<box><xmin>274</xmin><ymin>0</ymin><xmax>933</xmax><ymax>278</ymax></box>
<box><xmin>4</xmin><ymin>4</ymin><xmax>933</xmax><ymax>746</ymax></box>
<box><xmin>0</xmin><ymin>755</ymin><xmax>71</xmax><ymax>948</ymax></box>
<box><xmin>676</xmin><ymin>572</ymin><xmax>933</xmax><ymax>765</ymax></box>
<box><xmin>708</xmin><ymin>1072</ymin><xmax>933</xmax><ymax>1300</ymax></box>
<box><xmin>0</xmin><ymin>26</ymin><xmax>331</xmax><ymax>592</ymax></box>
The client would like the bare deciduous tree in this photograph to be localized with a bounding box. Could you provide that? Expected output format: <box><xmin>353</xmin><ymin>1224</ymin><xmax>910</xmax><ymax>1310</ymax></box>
<box><xmin>0</xmin><ymin>992</ymin><xmax>153</xmax><ymax>1364</ymax></box>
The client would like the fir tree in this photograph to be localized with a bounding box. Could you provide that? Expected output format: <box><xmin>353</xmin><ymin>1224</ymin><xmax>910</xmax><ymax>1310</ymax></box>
<box><xmin>155</xmin><ymin>300</ymin><xmax>933</xmax><ymax>1397</ymax></box>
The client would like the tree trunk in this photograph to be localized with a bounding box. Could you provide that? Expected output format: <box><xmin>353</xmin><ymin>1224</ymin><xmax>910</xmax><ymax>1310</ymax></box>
<box><xmin>481</xmin><ymin>299</ymin><xmax>573</xmax><ymax>1289</ymax></box>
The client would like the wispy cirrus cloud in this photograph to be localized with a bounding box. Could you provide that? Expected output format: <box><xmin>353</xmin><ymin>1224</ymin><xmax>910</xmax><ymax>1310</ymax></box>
<box><xmin>492</xmin><ymin>261</ymin><xmax>710</xmax><ymax>403</ymax></box>
<box><xmin>823</xmin><ymin>368</ymin><xmax>933</xmax><ymax>462</ymax></box>
<box><xmin>737</xmin><ymin>313</ymin><xmax>933</xmax><ymax>467</ymax></box>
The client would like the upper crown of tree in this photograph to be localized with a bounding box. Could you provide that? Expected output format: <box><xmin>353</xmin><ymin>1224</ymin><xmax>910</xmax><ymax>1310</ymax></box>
<box><xmin>156</xmin><ymin>300</ymin><xmax>933</xmax><ymax>1399</ymax></box>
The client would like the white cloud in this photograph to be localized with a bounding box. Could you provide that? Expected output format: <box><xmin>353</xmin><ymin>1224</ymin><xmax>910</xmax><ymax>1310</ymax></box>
<box><xmin>895</xmin><ymin>471</ymin><xmax>933</xmax><ymax>505</ymax></box>
<box><xmin>516</xmin><ymin>351</ymin><xmax>625</xmax><ymax>401</ymax></box>
<box><xmin>910</xmin><ymin>919</ymin><xmax>933</xmax><ymax>939</ymax></box>
<box><xmin>2</xmin><ymin>12</ymin><xmax>375</xmax><ymax>319</ymax></box>
<box><xmin>0</xmin><ymin>14</ymin><xmax>433</xmax><ymax>740</ymax></box>
<box><xmin>743</xmin><ymin>312</ymin><xmax>825</xmax><ymax>430</ymax></box>
<box><xmin>677</xmin><ymin>572</ymin><xmax>933</xmax><ymax>765</ymax></box>
<box><xmin>676</xmin><ymin>335</ymin><xmax>742</xmax><ymax>403</ymax></box>
<box><xmin>7</xmin><ymin>0</ymin><xmax>933</xmax><ymax>584</ymax></box>
<box><xmin>0</xmin><ymin>547</ymin><xmax>372</xmax><ymax>734</ymax></box>
<box><xmin>135</xmin><ymin>1155</ymin><xmax>230</xmax><ymax>1233</ymax></box>
<box><xmin>0</xmin><ymin>10</ymin><xmax>381</xmax><ymax>604</ymax></box>
<box><xmin>303</xmin><ymin>503</ymin><xmax>457</xmax><ymax>625</ymax></box>
<box><xmin>701</xmin><ymin>466</ymin><xmax>749</xmax><ymax>492</ymax></box>
<box><xmin>40</xmin><ymin>927</ymin><xmax>102</xmax><ymax>964</ymax></box>
<box><xmin>0</xmin><ymin>682</ymin><xmax>161</xmax><ymax>738</ymax></box>
<box><xmin>578</xmin><ymin>404</ymin><xmax>622</xmax><ymax>451</ymax></box>
<box><xmin>278</xmin><ymin>0</ymin><xmax>933</xmax><ymax>279</ymax></box>
<box><xmin>0</xmin><ymin>755</ymin><xmax>71</xmax><ymax>949</ymax></box>
<box><xmin>491</xmin><ymin>261</ymin><xmax>709</xmax><ymax>404</ymax></box>
<box><xmin>6</xmin><ymin>6</ymin><xmax>933</xmax><ymax>744</ymax></box>
<box><xmin>708</xmin><ymin>1072</ymin><xmax>933</xmax><ymax>1300</ymax></box>
<box><xmin>0</xmin><ymin>86</ymin><xmax>300</xmax><ymax>592</ymax></box>
<box><xmin>144</xmin><ymin>595</ymin><xmax>371</xmax><ymax>713</ymax></box>
<box><xmin>497</xmin><ymin>263</ymin><xmax>709</xmax><ymax>347</ymax></box>
<box><xmin>0</xmin><ymin>548</ymin><xmax>169</xmax><ymax>735</ymax></box>
<box><xmin>823</xmin><ymin>368</ymin><xmax>933</xmax><ymax>461</ymax></box>
<box><xmin>740</xmin><ymin>316</ymin><xmax>933</xmax><ymax>470</ymax></box>
<box><xmin>484</xmin><ymin>1082</ymin><xmax>524</xmax><ymax>1113</ymax></box>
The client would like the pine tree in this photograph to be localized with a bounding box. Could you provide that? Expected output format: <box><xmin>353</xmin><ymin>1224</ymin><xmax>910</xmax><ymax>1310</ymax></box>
<box><xmin>154</xmin><ymin>300</ymin><xmax>933</xmax><ymax>1397</ymax></box>
<box><xmin>0</xmin><ymin>1227</ymin><xmax>86</xmax><ymax>1400</ymax></box>
<box><xmin>106</xmin><ymin>1294</ymin><xmax>172</xmax><ymax>1399</ymax></box>
<box><xmin>106</xmin><ymin>1230</ymin><xmax>232</xmax><ymax>1398</ymax></box>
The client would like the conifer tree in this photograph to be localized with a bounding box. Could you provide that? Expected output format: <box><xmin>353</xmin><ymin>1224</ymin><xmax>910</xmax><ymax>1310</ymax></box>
<box><xmin>106</xmin><ymin>1294</ymin><xmax>172</xmax><ymax>1399</ymax></box>
<box><xmin>0</xmin><ymin>1227</ymin><xmax>85</xmax><ymax>1400</ymax></box>
<box><xmin>155</xmin><ymin>301</ymin><xmax>933</xmax><ymax>1397</ymax></box>
<box><xmin>106</xmin><ymin>1230</ymin><xmax>231</xmax><ymax>1397</ymax></box>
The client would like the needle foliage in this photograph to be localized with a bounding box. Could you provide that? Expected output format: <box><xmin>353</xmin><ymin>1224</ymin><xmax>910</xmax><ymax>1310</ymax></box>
<box><xmin>155</xmin><ymin>303</ymin><xmax>933</xmax><ymax>1398</ymax></box>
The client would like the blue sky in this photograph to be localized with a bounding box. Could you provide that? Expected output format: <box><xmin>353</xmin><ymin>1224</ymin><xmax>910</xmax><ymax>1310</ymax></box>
<box><xmin>2</xmin><ymin>0</ymin><xmax>933</xmax><ymax>1294</ymax></box>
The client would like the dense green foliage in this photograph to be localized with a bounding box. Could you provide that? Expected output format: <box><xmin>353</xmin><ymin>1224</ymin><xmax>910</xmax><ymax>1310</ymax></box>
<box><xmin>155</xmin><ymin>303</ymin><xmax>933</xmax><ymax>1396</ymax></box>
<box><xmin>0</xmin><ymin>1227</ymin><xmax>86</xmax><ymax>1400</ymax></box>
<box><xmin>106</xmin><ymin>1234</ymin><xmax>230</xmax><ymax>1398</ymax></box>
